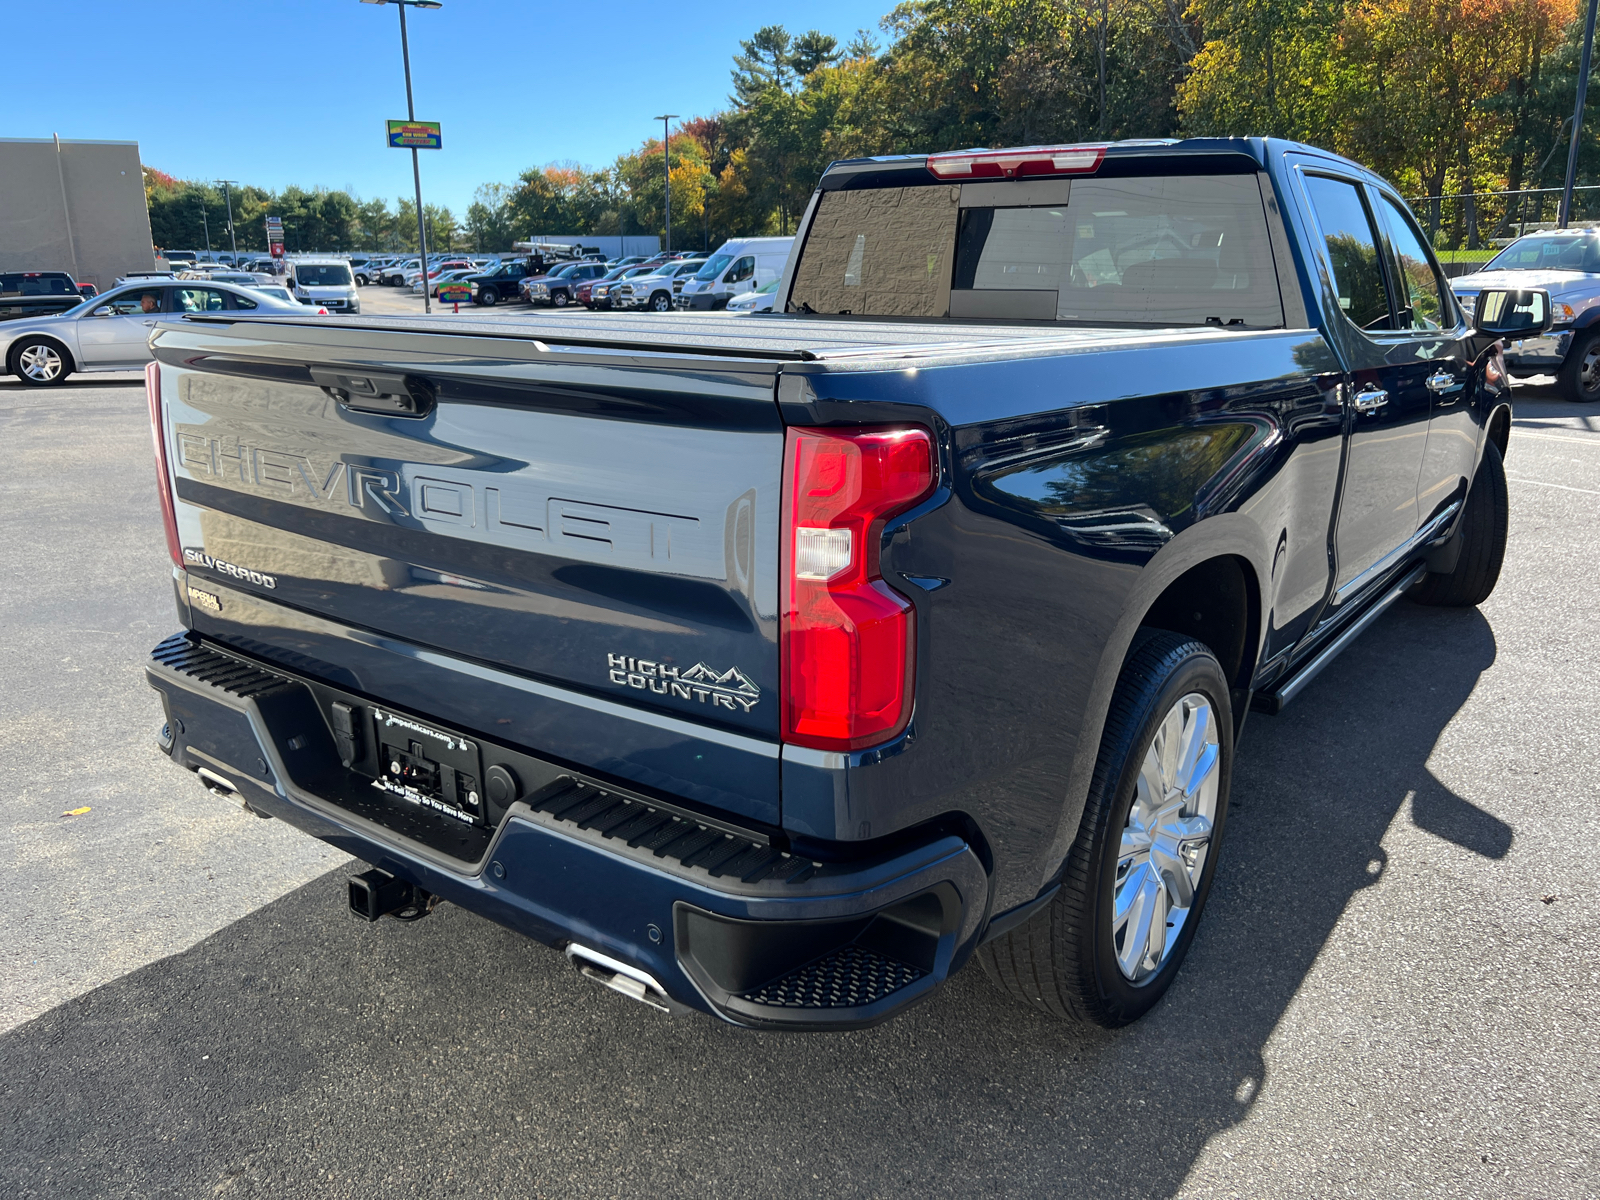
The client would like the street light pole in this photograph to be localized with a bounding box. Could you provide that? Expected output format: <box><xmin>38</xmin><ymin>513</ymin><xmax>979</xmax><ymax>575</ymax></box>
<box><xmin>200</xmin><ymin>204</ymin><xmax>211</xmax><ymax>256</ymax></box>
<box><xmin>653</xmin><ymin>113</ymin><xmax>678</xmax><ymax>254</ymax></box>
<box><xmin>216</xmin><ymin>180</ymin><xmax>238</xmax><ymax>259</ymax></box>
<box><xmin>363</xmin><ymin>0</ymin><xmax>441</xmax><ymax>311</ymax></box>
<box><xmin>1561</xmin><ymin>0</ymin><xmax>1600</xmax><ymax>227</ymax></box>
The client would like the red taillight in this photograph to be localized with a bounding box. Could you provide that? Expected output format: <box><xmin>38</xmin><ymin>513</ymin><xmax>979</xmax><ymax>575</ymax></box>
<box><xmin>145</xmin><ymin>361</ymin><xmax>182</xmax><ymax>567</ymax></box>
<box><xmin>781</xmin><ymin>426</ymin><xmax>935</xmax><ymax>751</ymax></box>
<box><xmin>926</xmin><ymin>143</ymin><xmax>1109</xmax><ymax>180</ymax></box>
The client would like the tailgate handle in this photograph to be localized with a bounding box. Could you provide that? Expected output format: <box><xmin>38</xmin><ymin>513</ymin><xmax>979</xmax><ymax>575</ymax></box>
<box><xmin>310</xmin><ymin>367</ymin><xmax>434</xmax><ymax>418</ymax></box>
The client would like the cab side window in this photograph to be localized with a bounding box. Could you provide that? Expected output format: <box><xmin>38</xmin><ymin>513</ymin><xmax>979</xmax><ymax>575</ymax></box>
<box><xmin>1375</xmin><ymin>194</ymin><xmax>1449</xmax><ymax>331</ymax></box>
<box><xmin>728</xmin><ymin>256</ymin><xmax>755</xmax><ymax>284</ymax></box>
<box><xmin>1303</xmin><ymin>175</ymin><xmax>1392</xmax><ymax>333</ymax></box>
<box><xmin>229</xmin><ymin>291</ymin><xmax>258</xmax><ymax>310</ymax></box>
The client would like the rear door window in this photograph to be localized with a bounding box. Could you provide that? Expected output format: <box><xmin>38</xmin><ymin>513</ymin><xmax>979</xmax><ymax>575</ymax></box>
<box><xmin>174</xmin><ymin>286</ymin><xmax>227</xmax><ymax>313</ymax></box>
<box><xmin>790</xmin><ymin>174</ymin><xmax>1284</xmax><ymax>325</ymax></box>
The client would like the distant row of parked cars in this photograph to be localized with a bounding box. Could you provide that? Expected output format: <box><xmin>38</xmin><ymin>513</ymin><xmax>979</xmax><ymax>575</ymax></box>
<box><xmin>347</xmin><ymin>236</ymin><xmax>794</xmax><ymax>314</ymax></box>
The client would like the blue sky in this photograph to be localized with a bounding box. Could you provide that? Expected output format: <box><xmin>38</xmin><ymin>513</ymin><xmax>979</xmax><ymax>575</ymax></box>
<box><xmin>8</xmin><ymin>0</ymin><xmax>891</xmax><ymax>214</ymax></box>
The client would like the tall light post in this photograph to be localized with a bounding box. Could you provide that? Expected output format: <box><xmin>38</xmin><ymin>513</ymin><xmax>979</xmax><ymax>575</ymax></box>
<box><xmin>215</xmin><ymin>180</ymin><xmax>239</xmax><ymax>259</ymax></box>
<box><xmin>1562</xmin><ymin>0</ymin><xmax>1600</xmax><ymax>227</ymax></box>
<box><xmin>362</xmin><ymin>0</ymin><xmax>441</xmax><ymax>312</ymax></box>
<box><xmin>199</xmin><ymin>203</ymin><xmax>211</xmax><ymax>257</ymax></box>
<box><xmin>653</xmin><ymin>113</ymin><xmax>678</xmax><ymax>254</ymax></box>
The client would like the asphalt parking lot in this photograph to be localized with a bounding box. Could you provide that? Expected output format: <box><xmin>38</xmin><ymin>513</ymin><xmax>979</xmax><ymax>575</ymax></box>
<box><xmin>1</xmin><ymin>351</ymin><xmax>1596</xmax><ymax>1199</ymax></box>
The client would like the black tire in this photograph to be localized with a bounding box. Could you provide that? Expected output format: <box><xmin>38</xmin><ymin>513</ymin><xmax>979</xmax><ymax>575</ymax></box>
<box><xmin>478</xmin><ymin>286</ymin><xmax>498</xmax><ymax>307</ymax></box>
<box><xmin>9</xmin><ymin>336</ymin><xmax>74</xmax><ymax>387</ymax></box>
<box><xmin>1409</xmin><ymin>438</ymin><xmax>1508</xmax><ymax>608</ymax></box>
<box><xmin>355</xmin><ymin>273</ymin><xmax>369</xmax><ymax>287</ymax></box>
<box><xmin>552</xmin><ymin>290</ymin><xmax>569</xmax><ymax>308</ymax></box>
<box><xmin>650</xmin><ymin>291</ymin><xmax>673</xmax><ymax>312</ymax></box>
<box><xmin>1558</xmin><ymin>329</ymin><xmax>1600</xmax><ymax>402</ymax></box>
<box><xmin>977</xmin><ymin>631</ymin><xmax>1233</xmax><ymax>1027</ymax></box>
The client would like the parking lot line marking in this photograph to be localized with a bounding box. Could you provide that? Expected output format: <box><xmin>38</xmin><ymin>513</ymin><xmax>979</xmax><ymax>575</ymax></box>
<box><xmin>1507</xmin><ymin>477</ymin><xmax>1600</xmax><ymax>495</ymax></box>
<box><xmin>1511</xmin><ymin>431</ymin><xmax>1600</xmax><ymax>448</ymax></box>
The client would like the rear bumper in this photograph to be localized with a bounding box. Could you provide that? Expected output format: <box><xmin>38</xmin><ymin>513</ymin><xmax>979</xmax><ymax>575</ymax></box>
<box><xmin>145</xmin><ymin>633</ymin><xmax>988</xmax><ymax>1029</ymax></box>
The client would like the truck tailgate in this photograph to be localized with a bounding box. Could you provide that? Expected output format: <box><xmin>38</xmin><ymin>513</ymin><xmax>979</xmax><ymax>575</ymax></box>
<box><xmin>152</xmin><ymin>319</ymin><xmax>785</xmax><ymax>761</ymax></box>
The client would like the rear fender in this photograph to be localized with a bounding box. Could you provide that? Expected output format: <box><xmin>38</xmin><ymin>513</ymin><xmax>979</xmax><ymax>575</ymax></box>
<box><xmin>1035</xmin><ymin>515</ymin><xmax>1270</xmax><ymax>890</ymax></box>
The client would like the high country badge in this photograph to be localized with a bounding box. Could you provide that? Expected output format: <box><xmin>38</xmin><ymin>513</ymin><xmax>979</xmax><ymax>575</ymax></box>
<box><xmin>606</xmin><ymin>654</ymin><xmax>760</xmax><ymax>712</ymax></box>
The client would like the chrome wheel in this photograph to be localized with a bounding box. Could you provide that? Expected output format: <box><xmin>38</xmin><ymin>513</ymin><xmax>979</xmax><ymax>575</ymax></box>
<box><xmin>1581</xmin><ymin>342</ymin><xmax>1600</xmax><ymax>396</ymax></box>
<box><xmin>18</xmin><ymin>342</ymin><xmax>64</xmax><ymax>383</ymax></box>
<box><xmin>1114</xmin><ymin>691</ymin><xmax>1220</xmax><ymax>983</ymax></box>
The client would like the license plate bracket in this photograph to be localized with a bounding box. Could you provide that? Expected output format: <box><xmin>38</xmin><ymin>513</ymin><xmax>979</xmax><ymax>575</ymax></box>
<box><xmin>370</xmin><ymin>707</ymin><xmax>485</xmax><ymax>826</ymax></box>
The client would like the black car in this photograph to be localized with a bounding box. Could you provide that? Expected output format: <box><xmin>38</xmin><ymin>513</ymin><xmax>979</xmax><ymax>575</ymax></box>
<box><xmin>466</xmin><ymin>260</ymin><xmax>533</xmax><ymax>307</ymax></box>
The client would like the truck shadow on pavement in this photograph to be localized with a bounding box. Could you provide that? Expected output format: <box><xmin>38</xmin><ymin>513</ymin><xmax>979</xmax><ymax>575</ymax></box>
<box><xmin>0</xmin><ymin>605</ymin><xmax>1504</xmax><ymax>1200</ymax></box>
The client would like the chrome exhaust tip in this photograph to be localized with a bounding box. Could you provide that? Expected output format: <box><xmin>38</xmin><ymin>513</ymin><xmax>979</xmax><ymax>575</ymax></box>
<box><xmin>564</xmin><ymin>944</ymin><xmax>682</xmax><ymax>1015</ymax></box>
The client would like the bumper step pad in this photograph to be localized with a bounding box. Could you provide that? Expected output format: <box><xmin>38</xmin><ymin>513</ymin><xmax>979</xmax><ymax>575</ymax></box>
<box><xmin>739</xmin><ymin>944</ymin><xmax>926</xmax><ymax>1009</ymax></box>
<box><xmin>151</xmin><ymin>634</ymin><xmax>297</xmax><ymax>700</ymax></box>
<box><xmin>530</xmin><ymin>778</ymin><xmax>818</xmax><ymax>885</ymax></box>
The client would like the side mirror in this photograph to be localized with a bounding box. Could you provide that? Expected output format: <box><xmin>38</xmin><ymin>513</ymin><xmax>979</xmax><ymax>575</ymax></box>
<box><xmin>92</xmin><ymin>306</ymin><xmax>113</xmax><ymax>317</ymax></box>
<box><xmin>1473</xmin><ymin>287</ymin><xmax>1552</xmax><ymax>336</ymax></box>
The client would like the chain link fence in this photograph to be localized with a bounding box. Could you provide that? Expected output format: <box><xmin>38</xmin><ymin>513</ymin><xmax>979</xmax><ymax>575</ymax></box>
<box><xmin>1405</xmin><ymin>184</ymin><xmax>1600</xmax><ymax>274</ymax></box>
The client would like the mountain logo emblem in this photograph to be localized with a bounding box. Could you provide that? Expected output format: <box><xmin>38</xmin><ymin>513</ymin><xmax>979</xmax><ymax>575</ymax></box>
<box><xmin>605</xmin><ymin>653</ymin><xmax>761</xmax><ymax>712</ymax></box>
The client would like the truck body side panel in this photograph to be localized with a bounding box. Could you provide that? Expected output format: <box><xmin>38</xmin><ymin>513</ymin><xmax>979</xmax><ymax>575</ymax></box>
<box><xmin>777</xmin><ymin>328</ymin><xmax>1345</xmax><ymax>908</ymax></box>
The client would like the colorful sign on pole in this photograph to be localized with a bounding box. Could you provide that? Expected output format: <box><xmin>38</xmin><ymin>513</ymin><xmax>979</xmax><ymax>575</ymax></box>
<box><xmin>438</xmin><ymin>282</ymin><xmax>472</xmax><ymax>310</ymax></box>
<box><xmin>387</xmin><ymin>120</ymin><xmax>442</xmax><ymax>150</ymax></box>
<box><xmin>265</xmin><ymin>215</ymin><xmax>284</xmax><ymax>259</ymax></box>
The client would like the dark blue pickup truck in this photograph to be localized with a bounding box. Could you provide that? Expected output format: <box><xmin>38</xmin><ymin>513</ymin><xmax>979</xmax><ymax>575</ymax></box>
<box><xmin>142</xmin><ymin>139</ymin><xmax>1546</xmax><ymax>1031</ymax></box>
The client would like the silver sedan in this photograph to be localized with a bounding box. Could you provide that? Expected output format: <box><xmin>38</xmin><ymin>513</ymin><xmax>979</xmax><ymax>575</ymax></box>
<box><xmin>2</xmin><ymin>279</ymin><xmax>311</xmax><ymax>387</ymax></box>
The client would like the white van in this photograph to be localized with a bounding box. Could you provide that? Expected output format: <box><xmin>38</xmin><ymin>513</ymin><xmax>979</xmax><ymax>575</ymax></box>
<box><xmin>675</xmin><ymin>236</ymin><xmax>794</xmax><ymax>311</ymax></box>
<box><xmin>285</xmin><ymin>259</ymin><xmax>360</xmax><ymax>314</ymax></box>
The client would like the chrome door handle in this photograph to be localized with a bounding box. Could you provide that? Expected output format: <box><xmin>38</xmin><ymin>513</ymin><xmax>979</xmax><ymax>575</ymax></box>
<box><xmin>1425</xmin><ymin>371</ymin><xmax>1458</xmax><ymax>392</ymax></box>
<box><xmin>1353</xmin><ymin>385</ymin><xmax>1389</xmax><ymax>413</ymax></box>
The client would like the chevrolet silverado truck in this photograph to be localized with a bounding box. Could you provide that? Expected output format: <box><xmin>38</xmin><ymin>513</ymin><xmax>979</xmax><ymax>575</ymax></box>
<box><xmin>143</xmin><ymin>138</ymin><xmax>1546</xmax><ymax>1031</ymax></box>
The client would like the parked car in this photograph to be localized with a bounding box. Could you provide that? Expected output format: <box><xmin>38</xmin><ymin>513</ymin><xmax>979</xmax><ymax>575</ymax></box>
<box><xmin>115</xmin><ymin>271</ymin><xmax>178</xmax><ymax>287</ymax></box>
<box><xmin>465</xmin><ymin>259</ymin><xmax>533</xmax><ymax>306</ymax></box>
<box><xmin>584</xmin><ymin>265</ymin><xmax>656</xmax><ymax>311</ymax></box>
<box><xmin>285</xmin><ymin>260</ymin><xmax>361</xmax><ymax>314</ymax></box>
<box><xmin>141</xmin><ymin>137</ymin><xmax>1531</xmax><ymax>1032</ymax></box>
<box><xmin>524</xmin><ymin>261</ymin><xmax>608</xmax><ymax>307</ymax></box>
<box><xmin>0</xmin><ymin>273</ymin><xmax>86</xmax><ymax>323</ymax></box>
<box><xmin>1</xmin><ymin>271</ymin><xmax>81</xmax><ymax>298</ymax></box>
<box><xmin>248</xmin><ymin>284</ymin><xmax>300</xmax><ymax>305</ymax></box>
<box><xmin>676</xmin><ymin>237</ymin><xmax>793</xmax><ymax>310</ymax></box>
<box><xmin>1449</xmin><ymin>228</ymin><xmax>1600</xmax><ymax>401</ymax></box>
<box><xmin>725</xmin><ymin>279</ymin><xmax>779</xmax><ymax>313</ymax></box>
<box><xmin>4</xmin><ymin>279</ymin><xmax>313</xmax><ymax>385</ymax></box>
<box><xmin>380</xmin><ymin>260</ymin><xmax>421</xmax><ymax>286</ymax></box>
<box><xmin>615</xmin><ymin>260</ymin><xmax>704</xmax><ymax>312</ymax></box>
<box><xmin>576</xmin><ymin>265</ymin><xmax>630</xmax><ymax>308</ymax></box>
